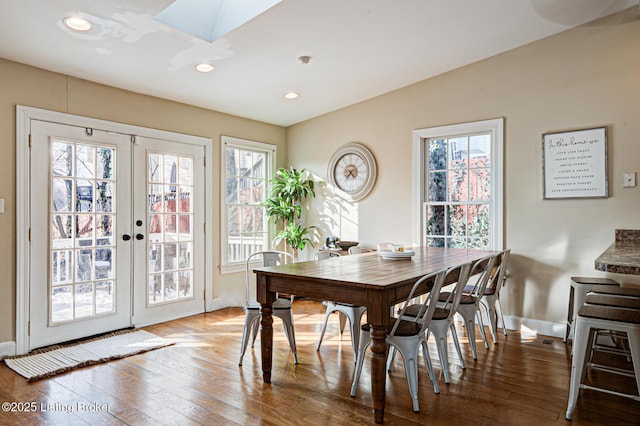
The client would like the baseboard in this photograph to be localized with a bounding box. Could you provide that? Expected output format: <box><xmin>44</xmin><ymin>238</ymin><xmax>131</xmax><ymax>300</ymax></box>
<box><xmin>0</xmin><ymin>341</ymin><xmax>16</xmax><ymax>359</ymax></box>
<box><xmin>208</xmin><ymin>296</ymin><xmax>242</xmax><ymax>312</ymax></box>
<box><xmin>503</xmin><ymin>315</ymin><xmax>565</xmax><ymax>339</ymax></box>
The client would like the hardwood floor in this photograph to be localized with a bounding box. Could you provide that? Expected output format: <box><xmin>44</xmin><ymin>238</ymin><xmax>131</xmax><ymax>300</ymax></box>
<box><xmin>1</xmin><ymin>300</ymin><xmax>638</xmax><ymax>425</ymax></box>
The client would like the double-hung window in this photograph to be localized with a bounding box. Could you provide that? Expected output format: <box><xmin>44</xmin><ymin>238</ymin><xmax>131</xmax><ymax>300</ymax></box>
<box><xmin>221</xmin><ymin>136</ymin><xmax>275</xmax><ymax>272</ymax></box>
<box><xmin>413</xmin><ymin>119</ymin><xmax>503</xmax><ymax>250</ymax></box>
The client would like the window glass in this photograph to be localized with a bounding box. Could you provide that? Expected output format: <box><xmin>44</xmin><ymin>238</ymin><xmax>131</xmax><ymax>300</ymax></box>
<box><xmin>422</xmin><ymin>124</ymin><xmax>501</xmax><ymax>250</ymax></box>
<box><xmin>223</xmin><ymin>139</ymin><xmax>274</xmax><ymax>266</ymax></box>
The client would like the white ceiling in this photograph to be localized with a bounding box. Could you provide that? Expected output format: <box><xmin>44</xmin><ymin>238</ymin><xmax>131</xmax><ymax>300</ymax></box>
<box><xmin>0</xmin><ymin>0</ymin><xmax>636</xmax><ymax>127</ymax></box>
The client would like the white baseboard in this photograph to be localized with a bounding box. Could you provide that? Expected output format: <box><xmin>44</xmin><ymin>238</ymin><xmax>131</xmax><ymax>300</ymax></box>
<box><xmin>503</xmin><ymin>315</ymin><xmax>565</xmax><ymax>339</ymax></box>
<box><xmin>208</xmin><ymin>296</ymin><xmax>242</xmax><ymax>312</ymax></box>
<box><xmin>0</xmin><ymin>341</ymin><xmax>16</xmax><ymax>359</ymax></box>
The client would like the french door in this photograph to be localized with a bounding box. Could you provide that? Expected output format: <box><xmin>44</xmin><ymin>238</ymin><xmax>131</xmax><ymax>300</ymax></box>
<box><xmin>29</xmin><ymin>120</ymin><xmax>205</xmax><ymax>350</ymax></box>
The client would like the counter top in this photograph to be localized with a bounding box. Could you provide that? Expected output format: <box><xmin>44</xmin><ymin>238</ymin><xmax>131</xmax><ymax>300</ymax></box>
<box><xmin>594</xmin><ymin>229</ymin><xmax>640</xmax><ymax>275</ymax></box>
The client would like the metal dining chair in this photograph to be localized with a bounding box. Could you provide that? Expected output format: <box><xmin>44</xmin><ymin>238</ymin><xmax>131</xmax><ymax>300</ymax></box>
<box><xmin>389</xmin><ymin>261</ymin><xmax>473</xmax><ymax>384</ymax></box>
<box><xmin>351</xmin><ymin>267</ymin><xmax>448</xmax><ymax>411</ymax></box>
<box><xmin>465</xmin><ymin>249</ymin><xmax>511</xmax><ymax>344</ymax></box>
<box><xmin>238</xmin><ymin>250</ymin><xmax>298</xmax><ymax>366</ymax></box>
<box><xmin>442</xmin><ymin>254</ymin><xmax>497</xmax><ymax>359</ymax></box>
<box><xmin>314</xmin><ymin>251</ymin><xmax>367</xmax><ymax>362</ymax></box>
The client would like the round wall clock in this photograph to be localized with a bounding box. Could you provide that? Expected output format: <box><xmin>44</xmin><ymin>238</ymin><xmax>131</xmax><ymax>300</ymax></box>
<box><xmin>327</xmin><ymin>142</ymin><xmax>377</xmax><ymax>202</ymax></box>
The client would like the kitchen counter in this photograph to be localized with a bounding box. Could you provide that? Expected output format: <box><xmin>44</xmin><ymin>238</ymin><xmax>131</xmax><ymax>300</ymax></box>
<box><xmin>594</xmin><ymin>229</ymin><xmax>640</xmax><ymax>275</ymax></box>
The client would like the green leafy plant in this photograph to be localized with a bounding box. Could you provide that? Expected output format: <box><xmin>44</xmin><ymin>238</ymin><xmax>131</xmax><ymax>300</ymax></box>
<box><xmin>264</xmin><ymin>167</ymin><xmax>316</xmax><ymax>260</ymax></box>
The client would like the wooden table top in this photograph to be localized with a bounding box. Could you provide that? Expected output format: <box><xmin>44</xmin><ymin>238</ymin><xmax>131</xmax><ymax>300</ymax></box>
<box><xmin>254</xmin><ymin>246</ymin><xmax>494</xmax><ymax>290</ymax></box>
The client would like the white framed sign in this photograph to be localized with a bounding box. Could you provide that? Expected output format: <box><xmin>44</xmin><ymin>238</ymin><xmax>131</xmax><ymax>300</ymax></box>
<box><xmin>542</xmin><ymin>126</ymin><xmax>608</xmax><ymax>199</ymax></box>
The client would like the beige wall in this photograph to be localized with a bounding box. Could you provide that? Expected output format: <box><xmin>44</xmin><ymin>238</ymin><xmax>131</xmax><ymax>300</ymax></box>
<box><xmin>287</xmin><ymin>18</ymin><xmax>640</xmax><ymax>333</ymax></box>
<box><xmin>2</xmin><ymin>15</ymin><xmax>639</xmax><ymax>346</ymax></box>
<box><xmin>0</xmin><ymin>58</ymin><xmax>286</xmax><ymax>344</ymax></box>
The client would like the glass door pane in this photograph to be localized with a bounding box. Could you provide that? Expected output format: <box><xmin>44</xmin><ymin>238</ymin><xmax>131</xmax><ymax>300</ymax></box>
<box><xmin>50</xmin><ymin>142</ymin><xmax>117</xmax><ymax>323</ymax></box>
<box><xmin>147</xmin><ymin>152</ymin><xmax>194</xmax><ymax>305</ymax></box>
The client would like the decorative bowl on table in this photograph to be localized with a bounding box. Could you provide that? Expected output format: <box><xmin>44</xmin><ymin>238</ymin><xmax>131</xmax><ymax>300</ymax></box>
<box><xmin>337</xmin><ymin>241</ymin><xmax>359</xmax><ymax>251</ymax></box>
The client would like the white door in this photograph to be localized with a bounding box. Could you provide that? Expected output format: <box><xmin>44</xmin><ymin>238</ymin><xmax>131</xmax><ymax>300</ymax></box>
<box><xmin>29</xmin><ymin>122</ymin><xmax>205</xmax><ymax>350</ymax></box>
<box><xmin>30</xmin><ymin>121</ymin><xmax>132</xmax><ymax>349</ymax></box>
<box><xmin>132</xmin><ymin>137</ymin><xmax>205</xmax><ymax>326</ymax></box>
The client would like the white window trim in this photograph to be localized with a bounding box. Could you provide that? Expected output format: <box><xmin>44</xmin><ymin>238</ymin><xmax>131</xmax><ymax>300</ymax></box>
<box><xmin>412</xmin><ymin>118</ymin><xmax>504</xmax><ymax>250</ymax></box>
<box><xmin>220</xmin><ymin>135</ymin><xmax>276</xmax><ymax>274</ymax></box>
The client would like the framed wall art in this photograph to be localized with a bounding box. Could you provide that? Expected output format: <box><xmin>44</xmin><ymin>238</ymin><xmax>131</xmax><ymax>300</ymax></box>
<box><xmin>542</xmin><ymin>126</ymin><xmax>608</xmax><ymax>199</ymax></box>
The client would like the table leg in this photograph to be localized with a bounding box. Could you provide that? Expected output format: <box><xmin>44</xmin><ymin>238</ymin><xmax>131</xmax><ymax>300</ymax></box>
<box><xmin>260</xmin><ymin>303</ymin><xmax>274</xmax><ymax>383</ymax></box>
<box><xmin>370</xmin><ymin>325</ymin><xmax>387</xmax><ymax>424</ymax></box>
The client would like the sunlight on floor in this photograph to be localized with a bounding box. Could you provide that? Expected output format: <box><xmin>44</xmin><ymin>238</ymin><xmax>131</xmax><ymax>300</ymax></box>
<box><xmin>520</xmin><ymin>324</ymin><xmax>538</xmax><ymax>342</ymax></box>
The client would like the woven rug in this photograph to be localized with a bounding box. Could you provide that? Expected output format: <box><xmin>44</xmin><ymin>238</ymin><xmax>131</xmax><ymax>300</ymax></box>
<box><xmin>4</xmin><ymin>329</ymin><xmax>173</xmax><ymax>382</ymax></box>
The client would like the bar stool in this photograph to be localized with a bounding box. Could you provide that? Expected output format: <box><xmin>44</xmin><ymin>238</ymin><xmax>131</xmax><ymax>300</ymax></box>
<box><xmin>584</xmin><ymin>293</ymin><xmax>640</xmax><ymax>361</ymax></box>
<box><xmin>565</xmin><ymin>277</ymin><xmax>620</xmax><ymax>342</ymax></box>
<box><xmin>565</xmin><ymin>305</ymin><xmax>640</xmax><ymax>420</ymax></box>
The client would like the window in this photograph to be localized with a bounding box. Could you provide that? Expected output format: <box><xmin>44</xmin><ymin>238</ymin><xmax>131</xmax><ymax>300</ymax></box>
<box><xmin>413</xmin><ymin>119</ymin><xmax>503</xmax><ymax>250</ymax></box>
<box><xmin>221</xmin><ymin>136</ymin><xmax>276</xmax><ymax>272</ymax></box>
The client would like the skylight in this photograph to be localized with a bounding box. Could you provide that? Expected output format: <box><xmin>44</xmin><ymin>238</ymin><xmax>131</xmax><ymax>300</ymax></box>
<box><xmin>156</xmin><ymin>0</ymin><xmax>282</xmax><ymax>43</ymax></box>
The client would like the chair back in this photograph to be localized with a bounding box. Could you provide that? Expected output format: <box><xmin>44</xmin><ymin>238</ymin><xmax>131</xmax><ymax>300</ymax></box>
<box><xmin>465</xmin><ymin>254</ymin><xmax>498</xmax><ymax>299</ymax></box>
<box><xmin>314</xmin><ymin>250</ymin><xmax>341</xmax><ymax>260</ymax></box>
<box><xmin>245</xmin><ymin>251</ymin><xmax>293</xmax><ymax>303</ymax></box>
<box><xmin>484</xmin><ymin>249</ymin><xmax>511</xmax><ymax>296</ymax></box>
<box><xmin>437</xmin><ymin>261</ymin><xmax>473</xmax><ymax>320</ymax></box>
<box><xmin>391</xmin><ymin>268</ymin><xmax>448</xmax><ymax>337</ymax></box>
<box><xmin>348</xmin><ymin>246</ymin><xmax>363</xmax><ymax>255</ymax></box>
<box><xmin>377</xmin><ymin>242</ymin><xmax>393</xmax><ymax>252</ymax></box>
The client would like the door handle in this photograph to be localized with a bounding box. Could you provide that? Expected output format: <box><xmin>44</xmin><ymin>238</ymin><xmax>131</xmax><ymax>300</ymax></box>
<box><xmin>122</xmin><ymin>234</ymin><xmax>131</xmax><ymax>241</ymax></box>
<box><xmin>136</xmin><ymin>234</ymin><xmax>145</xmax><ymax>240</ymax></box>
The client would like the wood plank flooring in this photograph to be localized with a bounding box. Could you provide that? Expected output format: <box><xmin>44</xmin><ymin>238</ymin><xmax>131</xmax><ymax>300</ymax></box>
<box><xmin>1</xmin><ymin>300</ymin><xmax>639</xmax><ymax>425</ymax></box>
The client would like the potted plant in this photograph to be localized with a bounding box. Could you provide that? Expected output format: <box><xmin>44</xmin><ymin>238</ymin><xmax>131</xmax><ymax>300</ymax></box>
<box><xmin>264</xmin><ymin>167</ymin><xmax>316</xmax><ymax>261</ymax></box>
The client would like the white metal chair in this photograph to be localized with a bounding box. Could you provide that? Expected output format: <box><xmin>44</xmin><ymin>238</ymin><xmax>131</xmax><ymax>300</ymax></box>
<box><xmin>314</xmin><ymin>251</ymin><xmax>367</xmax><ymax>362</ymax></box>
<box><xmin>395</xmin><ymin>261</ymin><xmax>472</xmax><ymax>384</ymax></box>
<box><xmin>389</xmin><ymin>262</ymin><xmax>473</xmax><ymax>384</ymax></box>
<box><xmin>350</xmin><ymin>267</ymin><xmax>448</xmax><ymax>411</ymax></box>
<box><xmin>238</xmin><ymin>251</ymin><xmax>298</xmax><ymax>366</ymax></box>
<box><xmin>348</xmin><ymin>245</ymin><xmax>374</xmax><ymax>255</ymax></box>
<box><xmin>377</xmin><ymin>242</ymin><xmax>393</xmax><ymax>254</ymax></box>
<box><xmin>466</xmin><ymin>249</ymin><xmax>511</xmax><ymax>343</ymax></box>
<box><xmin>444</xmin><ymin>254</ymin><xmax>497</xmax><ymax>359</ymax></box>
<box><xmin>348</xmin><ymin>246</ymin><xmax>362</xmax><ymax>255</ymax></box>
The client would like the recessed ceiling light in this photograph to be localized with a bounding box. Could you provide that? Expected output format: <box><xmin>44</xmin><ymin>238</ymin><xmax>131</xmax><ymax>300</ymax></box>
<box><xmin>63</xmin><ymin>16</ymin><xmax>92</xmax><ymax>32</ymax></box>
<box><xmin>195</xmin><ymin>63</ymin><xmax>215</xmax><ymax>73</ymax></box>
<box><xmin>284</xmin><ymin>92</ymin><xmax>299</xmax><ymax>100</ymax></box>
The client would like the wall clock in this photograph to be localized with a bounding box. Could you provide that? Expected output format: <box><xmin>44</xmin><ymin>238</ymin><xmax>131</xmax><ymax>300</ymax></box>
<box><xmin>327</xmin><ymin>142</ymin><xmax>377</xmax><ymax>202</ymax></box>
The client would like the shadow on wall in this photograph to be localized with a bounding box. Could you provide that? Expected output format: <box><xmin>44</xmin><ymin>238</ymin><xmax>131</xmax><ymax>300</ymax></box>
<box><xmin>505</xmin><ymin>253</ymin><xmax>567</xmax><ymax>320</ymax></box>
<box><xmin>300</xmin><ymin>180</ymin><xmax>360</xmax><ymax>260</ymax></box>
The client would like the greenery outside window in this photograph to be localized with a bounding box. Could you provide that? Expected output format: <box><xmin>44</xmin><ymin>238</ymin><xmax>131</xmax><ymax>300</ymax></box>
<box><xmin>413</xmin><ymin>119</ymin><xmax>503</xmax><ymax>250</ymax></box>
<box><xmin>221</xmin><ymin>136</ymin><xmax>275</xmax><ymax>273</ymax></box>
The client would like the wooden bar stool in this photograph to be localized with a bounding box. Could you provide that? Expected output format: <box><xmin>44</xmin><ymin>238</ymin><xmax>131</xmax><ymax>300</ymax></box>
<box><xmin>566</xmin><ymin>277</ymin><xmax>620</xmax><ymax>342</ymax></box>
<box><xmin>565</xmin><ymin>305</ymin><xmax>640</xmax><ymax>420</ymax></box>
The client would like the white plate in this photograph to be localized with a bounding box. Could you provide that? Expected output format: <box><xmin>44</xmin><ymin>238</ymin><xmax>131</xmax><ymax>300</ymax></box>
<box><xmin>380</xmin><ymin>250</ymin><xmax>415</xmax><ymax>259</ymax></box>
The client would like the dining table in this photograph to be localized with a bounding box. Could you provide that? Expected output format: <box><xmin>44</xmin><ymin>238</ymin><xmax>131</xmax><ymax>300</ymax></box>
<box><xmin>254</xmin><ymin>246</ymin><xmax>497</xmax><ymax>423</ymax></box>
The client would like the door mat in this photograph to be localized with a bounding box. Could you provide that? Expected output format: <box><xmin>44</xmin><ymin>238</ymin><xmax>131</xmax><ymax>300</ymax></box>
<box><xmin>4</xmin><ymin>329</ymin><xmax>173</xmax><ymax>382</ymax></box>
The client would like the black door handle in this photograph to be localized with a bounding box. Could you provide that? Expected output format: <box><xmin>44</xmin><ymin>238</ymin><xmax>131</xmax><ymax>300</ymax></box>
<box><xmin>122</xmin><ymin>234</ymin><xmax>131</xmax><ymax>241</ymax></box>
<box><xmin>136</xmin><ymin>234</ymin><xmax>145</xmax><ymax>240</ymax></box>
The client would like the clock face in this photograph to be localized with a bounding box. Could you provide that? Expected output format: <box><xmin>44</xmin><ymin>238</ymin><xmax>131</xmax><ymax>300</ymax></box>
<box><xmin>333</xmin><ymin>153</ymin><xmax>368</xmax><ymax>193</ymax></box>
<box><xmin>327</xmin><ymin>143</ymin><xmax>377</xmax><ymax>202</ymax></box>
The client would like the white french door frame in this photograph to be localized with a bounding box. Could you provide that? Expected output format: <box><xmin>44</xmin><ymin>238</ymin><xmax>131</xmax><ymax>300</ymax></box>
<box><xmin>15</xmin><ymin>106</ymin><xmax>213</xmax><ymax>355</ymax></box>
